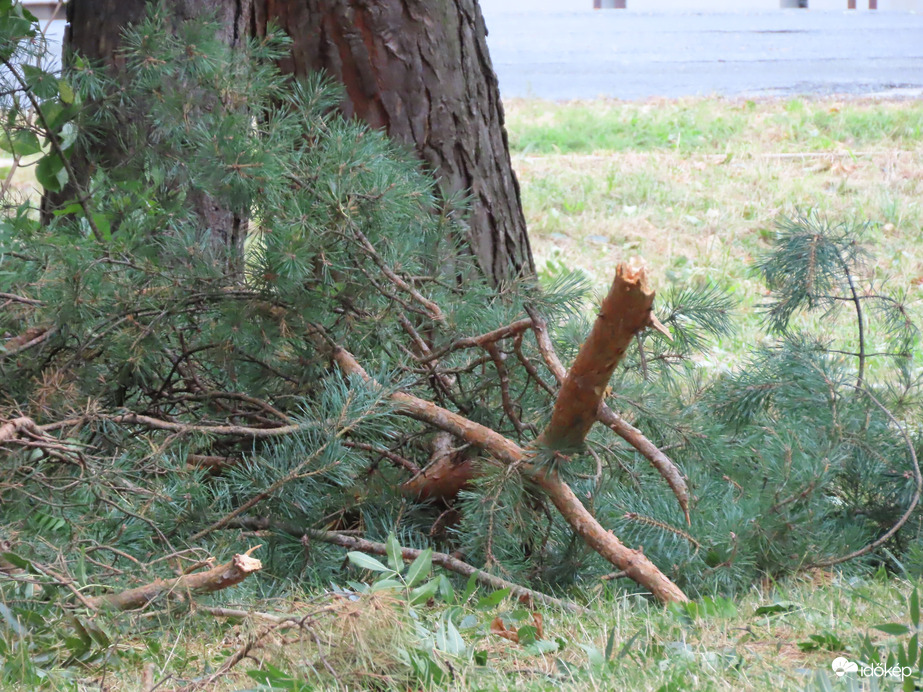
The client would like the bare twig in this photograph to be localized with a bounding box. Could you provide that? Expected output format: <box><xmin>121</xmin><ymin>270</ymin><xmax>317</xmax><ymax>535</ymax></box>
<box><xmin>1</xmin><ymin>326</ymin><xmax>57</xmax><ymax>360</ymax></box>
<box><xmin>486</xmin><ymin>342</ymin><xmax>528</xmax><ymax>435</ymax></box>
<box><xmin>227</xmin><ymin>517</ymin><xmax>585</xmax><ymax>613</ymax></box>
<box><xmin>417</xmin><ymin>318</ymin><xmax>533</xmax><ymax>363</ymax></box>
<box><xmin>106</xmin><ymin>412</ymin><xmax>315</xmax><ymax>438</ymax></box>
<box><xmin>0</xmin><ymin>292</ymin><xmax>43</xmax><ymax>306</ymax></box>
<box><xmin>350</xmin><ymin>224</ymin><xmax>445</xmax><ymax>323</ymax></box>
<box><xmin>344</xmin><ymin>439</ymin><xmax>421</xmax><ymax>475</ymax></box>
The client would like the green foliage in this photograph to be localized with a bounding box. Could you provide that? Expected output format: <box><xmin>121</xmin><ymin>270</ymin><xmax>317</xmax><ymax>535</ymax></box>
<box><xmin>1</xmin><ymin>0</ymin><xmax>557</xmax><ymax>635</ymax></box>
<box><xmin>1</xmin><ymin>2</ymin><xmax>923</xmax><ymax>688</ymax></box>
<box><xmin>593</xmin><ymin>214</ymin><xmax>922</xmax><ymax>597</ymax></box>
<box><xmin>0</xmin><ymin>550</ymin><xmax>116</xmax><ymax>684</ymax></box>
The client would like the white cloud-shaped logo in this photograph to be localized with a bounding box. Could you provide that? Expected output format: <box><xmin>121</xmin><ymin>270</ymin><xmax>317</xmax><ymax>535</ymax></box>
<box><xmin>831</xmin><ymin>657</ymin><xmax>858</xmax><ymax>677</ymax></box>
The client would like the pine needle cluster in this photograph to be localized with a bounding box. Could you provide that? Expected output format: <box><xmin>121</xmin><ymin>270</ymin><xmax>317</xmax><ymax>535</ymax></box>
<box><xmin>1</xmin><ymin>3</ymin><xmax>921</xmax><ymax>635</ymax></box>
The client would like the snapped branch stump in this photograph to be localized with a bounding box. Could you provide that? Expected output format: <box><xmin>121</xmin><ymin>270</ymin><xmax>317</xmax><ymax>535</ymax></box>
<box><xmin>315</xmin><ymin>263</ymin><xmax>689</xmax><ymax>604</ymax></box>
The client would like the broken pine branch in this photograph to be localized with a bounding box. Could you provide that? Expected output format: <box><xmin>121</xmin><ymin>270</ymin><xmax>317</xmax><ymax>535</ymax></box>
<box><xmin>85</xmin><ymin>549</ymin><xmax>262</xmax><ymax>611</ymax></box>
<box><xmin>314</xmin><ymin>320</ymin><xmax>689</xmax><ymax>604</ymax></box>
<box><xmin>527</xmin><ymin>299</ymin><xmax>690</xmax><ymax>523</ymax></box>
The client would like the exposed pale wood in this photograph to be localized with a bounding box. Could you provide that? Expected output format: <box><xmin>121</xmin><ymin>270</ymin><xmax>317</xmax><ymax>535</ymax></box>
<box><xmin>86</xmin><ymin>551</ymin><xmax>261</xmax><ymax>611</ymax></box>
<box><xmin>401</xmin><ymin>432</ymin><xmax>475</xmax><ymax>501</ymax></box>
<box><xmin>528</xmin><ymin>308</ymin><xmax>690</xmax><ymax>522</ymax></box>
<box><xmin>537</xmin><ymin>263</ymin><xmax>655</xmax><ymax>451</ymax></box>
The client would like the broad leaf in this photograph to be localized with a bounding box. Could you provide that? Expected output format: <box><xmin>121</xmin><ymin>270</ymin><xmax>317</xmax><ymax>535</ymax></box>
<box><xmin>477</xmin><ymin>587</ymin><xmax>510</xmax><ymax>610</ymax></box>
<box><xmin>35</xmin><ymin>152</ymin><xmax>68</xmax><ymax>192</ymax></box>
<box><xmin>409</xmin><ymin>579</ymin><xmax>439</xmax><ymax>606</ymax></box>
<box><xmin>873</xmin><ymin>623</ymin><xmax>911</xmax><ymax>636</ymax></box>
<box><xmin>405</xmin><ymin>548</ymin><xmax>432</xmax><ymax>587</ymax></box>
<box><xmin>21</xmin><ymin>65</ymin><xmax>57</xmax><ymax>99</ymax></box>
<box><xmin>911</xmin><ymin>588</ymin><xmax>919</xmax><ymax>629</ymax></box>
<box><xmin>58</xmin><ymin>79</ymin><xmax>75</xmax><ymax>104</ymax></box>
<box><xmin>346</xmin><ymin>551</ymin><xmax>391</xmax><ymax>573</ymax></box>
<box><xmin>385</xmin><ymin>533</ymin><xmax>402</xmax><ymax>573</ymax></box>
<box><xmin>0</xmin><ymin>128</ymin><xmax>40</xmax><ymax>156</ymax></box>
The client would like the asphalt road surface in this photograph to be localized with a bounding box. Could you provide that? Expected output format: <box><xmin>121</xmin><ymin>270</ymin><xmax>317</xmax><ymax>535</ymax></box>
<box><xmin>480</xmin><ymin>9</ymin><xmax>923</xmax><ymax>100</ymax></box>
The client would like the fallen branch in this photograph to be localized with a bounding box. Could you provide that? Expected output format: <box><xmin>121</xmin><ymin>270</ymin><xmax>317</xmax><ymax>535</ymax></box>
<box><xmin>228</xmin><ymin>517</ymin><xmax>585</xmax><ymax>612</ymax></box>
<box><xmin>0</xmin><ymin>416</ymin><xmax>39</xmax><ymax>444</ymax></box>
<box><xmin>417</xmin><ymin>318</ymin><xmax>533</xmax><ymax>364</ymax></box>
<box><xmin>317</xmin><ymin>331</ymin><xmax>689</xmax><ymax>604</ymax></box>
<box><xmin>0</xmin><ymin>326</ymin><xmax>57</xmax><ymax>360</ymax></box>
<box><xmin>107</xmin><ymin>412</ymin><xmax>316</xmax><ymax>438</ymax></box>
<box><xmin>198</xmin><ymin>604</ymin><xmax>303</xmax><ymax>624</ymax></box>
<box><xmin>401</xmin><ymin>431</ymin><xmax>475</xmax><ymax>501</ymax></box>
<box><xmin>527</xmin><ymin>305</ymin><xmax>690</xmax><ymax>523</ymax></box>
<box><xmin>0</xmin><ymin>291</ymin><xmax>43</xmax><ymax>306</ymax></box>
<box><xmin>85</xmin><ymin>550</ymin><xmax>262</xmax><ymax>611</ymax></box>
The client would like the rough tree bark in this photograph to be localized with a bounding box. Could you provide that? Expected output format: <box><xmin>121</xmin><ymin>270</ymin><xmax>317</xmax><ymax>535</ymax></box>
<box><xmin>252</xmin><ymin>0</ymin><xmax>534</xmax><ymax>285</ymax></box>
<box><xmin>57</xmin><ymin>0</ymin><xmax>534</xmax><ymax>284</ymax></box>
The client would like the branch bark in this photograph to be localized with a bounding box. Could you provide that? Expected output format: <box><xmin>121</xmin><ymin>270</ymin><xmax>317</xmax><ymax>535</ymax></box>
<box><xmin>401</xmin><ymin>432</ymin><xmax>475</xmax><ymax>501</ymax></box>
<box><xmin>85</xmin><ymin>551</ymin><xmax>262</xmax><ymax>611</ymax></box>
<box><xmin>527</xmin><ymin>301</ymin><xmax>690</xmax><ymax>522</ymax></box>
<box><xmin>0</xmin><ymin>416</ymin><xmax>40</xmax><ymax>444</ymax></box>
<box><xmin>537</xmin><ymin>263</ymin><xmax>656</xmax><ymax>451</ymax></box>
<box><xmin>315</xmin><ymin>322</ymin><xmax>689</xmax><ymax>603</ymax></box>
<box><xmin>228</xmin><ymin>517</ymin><xmax>584</xmax><ymax>612</ymax></box>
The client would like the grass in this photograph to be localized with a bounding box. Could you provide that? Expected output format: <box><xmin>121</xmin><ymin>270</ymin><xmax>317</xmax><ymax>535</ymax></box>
<box><xmin>506</xmin><ymin>97</ymin><xmax>923</xmax><ymax>154</ymax></box>
<box><xmin>507</xmin><ymin>96</ymin><xmax>923</xmax><ymax>371</ymax></box>
<box><xmin>8</xmin><ymin>569</ymin><xmax>919</xmax><ymax>690</ymax></box>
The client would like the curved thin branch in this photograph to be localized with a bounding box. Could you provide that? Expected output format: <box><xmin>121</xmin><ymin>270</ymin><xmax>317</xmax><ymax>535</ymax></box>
<box><xmin>106</xmin><ymin>412</ymin><xmax>316</xmax><ymax>438</ymax></box>
<box><xmin>811</xmin><ymin>385</ymin><xmax>922</xmax><ymax>568</ymax></box>
<box><xmin>416</xmin><ymin>318</ymin><xmax>533</xmax><ymax>364</ymax></box>
<box><xmin>227</xmin><ymin>517</ymin><xmax>585</xmax><ymax>613</ymax></box>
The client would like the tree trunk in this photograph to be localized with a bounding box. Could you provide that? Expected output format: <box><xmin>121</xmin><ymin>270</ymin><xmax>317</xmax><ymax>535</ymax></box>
<box><xmin>252</xmin><ymin>0</ymin><xmax>534</xmax><ymax>285</ymax></box>
<box><xmin>46</xmin><ymin>0</ymin><xmax>252</xmax><ymax>256</ymax></box>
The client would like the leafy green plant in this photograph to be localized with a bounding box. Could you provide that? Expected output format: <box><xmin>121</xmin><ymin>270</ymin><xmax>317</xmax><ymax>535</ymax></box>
<box><xmin>345</xmin><ymin>534</ymin><xmax>442</xmax><ymax>606</ymax></box>
<box><xmin>854</xmin><ymin>586</ymin><xmax>922</xmax><ymax>690</ymax></box>
<box><xmin>3</xmin><ymin>1</ymin><xmax>923</xmax><ymax>688</ymax></box>
<box><xmin>0</xmin><ymin>551</ymin><xmax>115</xmax><ymax>683</ymax></box>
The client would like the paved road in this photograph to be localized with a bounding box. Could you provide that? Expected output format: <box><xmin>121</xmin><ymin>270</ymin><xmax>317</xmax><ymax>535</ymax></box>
<box><xmin>480</xmin><ymin>9</ymin><xmax>923</xmax><ymax>100</ymax></box>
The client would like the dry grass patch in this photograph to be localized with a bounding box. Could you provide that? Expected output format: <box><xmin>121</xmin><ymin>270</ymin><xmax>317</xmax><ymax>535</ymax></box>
<box><xmin>508</xmin><ymin>97</ymin><xmax>923</xmax><ymax>367</ymax></box>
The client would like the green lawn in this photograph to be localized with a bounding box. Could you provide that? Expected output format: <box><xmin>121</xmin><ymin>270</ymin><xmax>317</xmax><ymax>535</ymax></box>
<box><xmin>507</xmin><ymin>96</ymin><xmax>923</xmax><ymax>373</ymax></box>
